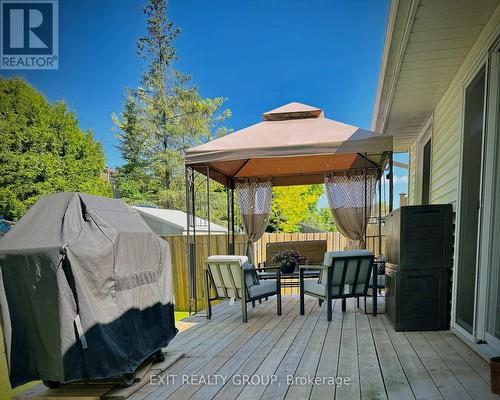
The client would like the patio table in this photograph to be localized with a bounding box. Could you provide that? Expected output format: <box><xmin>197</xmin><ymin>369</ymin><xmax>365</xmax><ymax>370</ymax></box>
<box><xmin>257</xmin><ymin>265</ymin><xmax>320</xmax><ymax>288</ymax></box>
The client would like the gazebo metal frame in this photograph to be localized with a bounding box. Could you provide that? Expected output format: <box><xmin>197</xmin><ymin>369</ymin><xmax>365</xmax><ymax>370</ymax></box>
<box><xmin>184</xmin><ymin>102</ymin><xmax>393</xmax><ymax>314</ymax></box>
<box><xmin>185</xmin><ymin>152</ymin><xmax>394</xmax><ymax>314</ymax></box>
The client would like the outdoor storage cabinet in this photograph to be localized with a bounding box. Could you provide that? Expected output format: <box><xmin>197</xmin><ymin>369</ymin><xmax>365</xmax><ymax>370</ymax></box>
<box><xmin>385</xmin><ymin>205</ymin><xmax>453</xmax><ymax>331</ymax></box>
<box><xmin>0</xmin><ymin>193</ymin><xmax>177</xmax><ymax>388</ymax></box>
<box><xmin>385</xmin><ymin>204</ymin><xmax>453</xmax><ymax>270</ymax></box>
<box><xmin>385</xmin><ymin>266</ymin><xmax>449</xmax><ymax>331</ymax></box>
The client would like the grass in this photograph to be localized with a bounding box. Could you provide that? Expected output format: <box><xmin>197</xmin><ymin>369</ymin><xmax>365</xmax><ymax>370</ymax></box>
<box><xmin>0</xmin><ymin>329</ymin><xmax>36</xmax><ymax>400</ymax></box>
<box><xmin>0</xmin><ymin>311</ymin><xmax>189</xmax><ymax>399</ymax></box>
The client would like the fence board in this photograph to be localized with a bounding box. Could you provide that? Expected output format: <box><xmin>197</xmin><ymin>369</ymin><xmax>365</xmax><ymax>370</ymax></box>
<box><xmin>162</xmin><ymin>229</ymin><xmax>385</xmax><ymax>311</ymax></box>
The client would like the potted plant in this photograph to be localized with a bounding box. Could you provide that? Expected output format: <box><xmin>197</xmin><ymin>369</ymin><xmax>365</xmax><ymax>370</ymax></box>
<box><xmin>272</xmin><ymin>249</ymin><xmax>300</xmax><ymax>274</ymax></box>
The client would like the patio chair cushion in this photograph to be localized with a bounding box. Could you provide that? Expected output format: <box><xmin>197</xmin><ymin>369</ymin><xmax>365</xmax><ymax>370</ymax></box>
<box><xmin>304</xmin><ymin>280</ymin><xmax>327</xmax><ymax>297</ymax></box>
<box><xmin>304</xmin><ymin>279</ymin><xmax>357</xmax><ymax>297</ymax></box>
<box><xmin>247</xmin><ymin>280</ymin><xmax>277</xmax><ymax>299</ymax></box>
<box><xmin>243</xmin><ymin>264</ymin><xmax>260</xmax><ymax>287</ymax></box>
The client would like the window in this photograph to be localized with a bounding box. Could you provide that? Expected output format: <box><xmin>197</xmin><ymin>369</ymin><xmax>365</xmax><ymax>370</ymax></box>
<box><xmin>421</xmin><ymin>138</ymin><xmax>432</xmax><ymax>205</ymax></box>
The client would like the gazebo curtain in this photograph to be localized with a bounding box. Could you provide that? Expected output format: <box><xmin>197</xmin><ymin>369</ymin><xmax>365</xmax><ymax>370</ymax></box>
<box><xmin>325</xmin><ymin>173</ymin><xmax>377</xmax><ymax>248</ymax></box>
<box><xmin>235</xmin><ymin>178</ymin><xmax>273</xmax><ymax>264</ymax></box>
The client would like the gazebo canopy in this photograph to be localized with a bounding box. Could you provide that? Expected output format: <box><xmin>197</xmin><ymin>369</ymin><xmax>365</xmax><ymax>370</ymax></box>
<box><xmin>185</xmin><ymin>102</ymin><xmax>393</xmax><ymax>186</ymax></box>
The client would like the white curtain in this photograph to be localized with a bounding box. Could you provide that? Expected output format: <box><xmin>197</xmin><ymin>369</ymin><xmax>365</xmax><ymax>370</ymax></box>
<box><xmin>324</xmin><ymin>173</ymin><xmax>377</xmax><ymax>248</ymax></box>
<box><xmin>235</xmin><ymin>178</ymin><xmax>273</xmax><ymax>264</ymax></box>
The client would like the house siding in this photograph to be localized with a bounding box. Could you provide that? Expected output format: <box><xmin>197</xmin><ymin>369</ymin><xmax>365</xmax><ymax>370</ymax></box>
<box><xmin>407</xmin><ymin>4</ymin><xmax>500</xmax><ymax>208</ymax></box>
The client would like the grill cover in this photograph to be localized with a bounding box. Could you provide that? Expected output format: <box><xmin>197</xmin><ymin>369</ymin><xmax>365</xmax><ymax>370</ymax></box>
<box><xmin>0</xmin><ymin>193</ymin><xmax>177</xmax><ymax>387</ymax></box>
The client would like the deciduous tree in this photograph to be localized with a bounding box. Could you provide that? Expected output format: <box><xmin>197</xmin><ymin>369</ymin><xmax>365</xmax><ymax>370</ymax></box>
<box><xmin>268</xmin><ymin>185</ymin><xmax>325</xmax><ymax>232</ymax></box>
<box><xmin>0</xmin><ymin>78</ymin><xmax>112</xmax><ymax>220</ymax></box>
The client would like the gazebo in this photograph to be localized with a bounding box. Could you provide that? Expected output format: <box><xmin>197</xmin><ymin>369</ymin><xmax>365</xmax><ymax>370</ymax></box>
<box><xmin>185</xmin><ymin>102</ymin><xmax>393</xmax><ymax>313</ymax></box>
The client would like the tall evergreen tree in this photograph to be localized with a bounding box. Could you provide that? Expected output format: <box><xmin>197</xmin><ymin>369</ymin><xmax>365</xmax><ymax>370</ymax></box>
<box><xmin>114</xmin><ymin>92</ymin><xmax>144</xmax><ymax>175</ymax></box>
<box><xmin>112</xmin><ymin>91</ymin><xmax>155</xmax><ymax>204</ymax></box>
<box><xmin>113</xmin><ymin>0</ymin><xmax>231</xmax><ymax>214</ymax></box>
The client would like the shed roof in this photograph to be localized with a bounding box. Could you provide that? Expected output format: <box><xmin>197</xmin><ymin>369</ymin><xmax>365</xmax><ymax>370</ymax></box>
<box><xmin>134</xmin><ymin>207</ymin><xmax>227</xmax><ymax>233</ymax></box>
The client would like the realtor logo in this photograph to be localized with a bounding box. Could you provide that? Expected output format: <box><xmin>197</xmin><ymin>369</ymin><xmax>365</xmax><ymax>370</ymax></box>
<box><xmin>1</xmin><ymin>0</ymin><xmax>58</xmax><ymax>69</ymax></box>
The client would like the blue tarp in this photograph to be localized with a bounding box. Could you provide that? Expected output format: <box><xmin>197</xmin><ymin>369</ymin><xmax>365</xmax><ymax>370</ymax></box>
<box><xmin>0</xmin><ymin>217</ymin><xmax>12</xmax><ymax>235</ymax></box>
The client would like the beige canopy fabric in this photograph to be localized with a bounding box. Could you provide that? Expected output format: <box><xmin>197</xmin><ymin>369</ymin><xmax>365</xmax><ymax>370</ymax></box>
<box><xmin>185</xmin><ymin>102</ymin><xmax>393</xmax><ymax>187</ymax></box>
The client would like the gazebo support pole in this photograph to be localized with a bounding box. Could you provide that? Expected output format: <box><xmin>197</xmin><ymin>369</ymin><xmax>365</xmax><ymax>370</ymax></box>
<box><xmin>230</xmin><ymin>181</ymin><xmax>235</xmax><ymax>255</ymax></box>
<box><xmin>185</xmin><ymin>166</ymin><xmax>197</xmax><ymax>315</ymax></box>
<box><xmin>389</xmin><ymin>151</ymin><xmax>394</xmax><ymax>212</ymax></box>
<box><xmin>378</xmin><ymin>169</ymin><xmax>382</xmax><ymax>257</ymax></box>
<box><xmin>226</xmin><ymin>182</ymin><xmax>231</xmax><ymax>253</ymax></box>
<box><xmin>206</xmin><ymin>165</ymin><xmax>211</xmax><ymax>257</ymax></box>
<box><xmin>372</xmin><ymin>170</ymin><xmax>382</xmax><ymax>317</ymax></box>
<box><xmin>185</xmin><ymin>166</ymin><xmax>190</xmax><ymax>312</ymax></box>
<box><xmin>364</xmin><ymin>156</ymin><xmax>368</xmax><ymax>249</ymax></box>
<box><xmin>192</xmin><ymin>168</ymin><xmax>198</xmax><ymax>313</ymax></box>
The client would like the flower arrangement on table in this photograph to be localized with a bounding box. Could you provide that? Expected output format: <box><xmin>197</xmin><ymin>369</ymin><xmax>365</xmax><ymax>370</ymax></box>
<box><xmin>272</xmin><ymin>249</ymin><xmax>300</xmax><ymax>273</ymax></box>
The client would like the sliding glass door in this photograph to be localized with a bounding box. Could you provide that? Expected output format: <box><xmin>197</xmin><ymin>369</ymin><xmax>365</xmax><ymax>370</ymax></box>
<box><xmin>455</xmin><ymin>66</ymin><xmax>486</xmax><ymax>335</ymax></box>
<box><xmin>458</xmin><ymin>44</ymin><xmax>500</xmax><ymax>354</ymax></box>
<box><xmin>484</xmin><ymin>46</ymin><xmax>500</xmax><ymax>349</ymax></box>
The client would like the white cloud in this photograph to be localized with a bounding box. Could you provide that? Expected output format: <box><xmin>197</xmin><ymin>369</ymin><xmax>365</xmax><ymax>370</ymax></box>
<box><xmin>393</xmin><ymin>175</ymin><xmax>408</xmax><ymax>184</ymax></box>
<box><xmin>381</xmin><ymin>174</ymin><xmax>408</xmax><ymax>185</ymax></box>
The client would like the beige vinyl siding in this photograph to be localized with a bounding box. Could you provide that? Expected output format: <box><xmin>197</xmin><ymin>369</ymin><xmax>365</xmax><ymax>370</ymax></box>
<box><xmin>407</xmin><ymin>3</ymin><xmax>500</xmax><ymax>209</ymax></box>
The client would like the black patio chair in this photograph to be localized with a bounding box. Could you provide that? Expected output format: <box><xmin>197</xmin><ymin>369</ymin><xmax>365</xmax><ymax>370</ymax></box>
<box><xmin>299</xmin><ymin>250</ymin><xmax>375</xmax><ymax>321</ymax></box>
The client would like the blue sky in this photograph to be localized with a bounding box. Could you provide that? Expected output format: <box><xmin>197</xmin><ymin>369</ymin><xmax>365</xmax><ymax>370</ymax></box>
<box><xmin>1</xmin><ymin>0</ymin><xmax>408</xmax><ymax>206</ymax></box>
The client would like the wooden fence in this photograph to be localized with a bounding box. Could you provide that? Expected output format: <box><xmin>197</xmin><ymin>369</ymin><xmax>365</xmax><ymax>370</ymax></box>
<box><xmin>162</xmin><ymin>227</ymin><xmax>385</xmax><ymax>311</ymax></box>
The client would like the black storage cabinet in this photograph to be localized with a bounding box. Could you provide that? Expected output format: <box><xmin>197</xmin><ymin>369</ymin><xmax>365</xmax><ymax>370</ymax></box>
<box><xmin>385</xmin><ymin>204</ymin><xmax>453</xmax><ymax>331</ymax></box>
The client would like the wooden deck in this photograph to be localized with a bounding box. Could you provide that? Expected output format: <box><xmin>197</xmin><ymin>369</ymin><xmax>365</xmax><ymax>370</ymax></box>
<box><xmin>130</xmin><ymin>295</ymin><xmax>496</xmax><ymax>400</ymax></box>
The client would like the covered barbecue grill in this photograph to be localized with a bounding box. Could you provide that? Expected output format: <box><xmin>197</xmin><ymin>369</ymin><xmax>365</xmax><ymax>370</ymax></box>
<box><xmin>0</xmin><ymin>192</ymin><xmax>177</xmax><ymax>388</ymax></box>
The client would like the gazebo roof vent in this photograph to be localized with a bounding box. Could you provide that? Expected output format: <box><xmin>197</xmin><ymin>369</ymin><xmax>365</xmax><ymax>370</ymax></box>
<box><xmin>262</xmin><ymin>102</ymin><xmax>324</xmax><ymax>121</ymax></box>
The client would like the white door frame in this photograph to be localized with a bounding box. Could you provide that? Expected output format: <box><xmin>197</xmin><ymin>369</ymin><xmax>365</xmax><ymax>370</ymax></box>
<box><xmin>477</xmin><ymin>41</ymin><xmax>500</xmax><ymax>349</ymax></box>
<box><xmin>451</xmin><ymin>54</ymin><xmax>488</xmax><ymax>342</ymax></box>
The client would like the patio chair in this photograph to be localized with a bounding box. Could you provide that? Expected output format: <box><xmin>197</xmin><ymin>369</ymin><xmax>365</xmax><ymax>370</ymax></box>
<box><xmin>363</xmin><ymin>256</ymin><xmax>386</xmax><ymax>313</ymax></box>
<box><xmin>204</xmin><ymin>255</ymin><xmax>281</xmax><ymax>323</ymax></box>
<box><xmin>299</xmin><ymin>250</ymin><xmax>375</xmax><ymax>321</ymax></box>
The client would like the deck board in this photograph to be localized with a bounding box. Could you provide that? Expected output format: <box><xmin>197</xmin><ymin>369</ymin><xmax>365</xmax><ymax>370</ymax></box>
<box><xmin>369</xmin><ymin>312</ymin><xmax>415</xmax><ymax>400</ymax></box>
<box><xmin>259</xmin><ymin>299</ymin><xmax>323</xmax><ymax>400</ymax></box>
<box><xmin>437</xmin><ymin>331</ymin><xmax>491</xmax><ymax>384</ymax></box>
<box><xmin>213</xmin><ymin>298</ymin><xmax>305</xmax><ymax>400</ymax></box>
<box><xmin>174</xmin><ymin>298</ymin><xmax>298</xmax><ymax>400</ymax></box>
<box><xmin>335</xmin><ymin>300</ymin><xmax>360</xmax><ymax>400</ymax></box>
<box><xmin>382</xmin><ymin>315</ymin><xmax>442</xmax><ymax>399</ymax></box>
<box><xmin>284</xmin><ymin>303</ymin><xmax>328</xmax><ymax>400</ymax></box>
<box><xmin>136</xmin><ymin>298</ymin><xmax>281</xmax><ymax>400</ymax></box>
<box><xmin>235</xmin><ymin>298</ymin><xmax>317</xmax><ymax>400</ymax></box>
<box><xmin>405</xmin><ymin>332</ymin><xmax>472</xmax><ymax>400</ymax></box>
<box><xmin>421</xmin><ymin>331</ymin><xmax>497</xmax><ymax>400</ymax></box>
<box><xmin>309</xmin><ymin>300</ymin><xmax>343</xmax><ymax>400</ymax></box>
<box><xmin>18</xmin><ymin>296</ymin><xmax>499</xmax><ymax>400</ymax></box>
<box><xmin>357</xmin><ymin>309</ymin><xmax>387</xmax><ymax>400</ymax></box>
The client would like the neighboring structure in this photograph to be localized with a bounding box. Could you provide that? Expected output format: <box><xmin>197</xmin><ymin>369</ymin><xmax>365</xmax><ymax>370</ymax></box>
<box><xmin>373</xmin><ymin>0</ymin><xmax>500</xmax><ymax>356</ymax></box>
<box><xmin>134</xmin><ymin>206</ymin><xmax>228</xmax><ymax>236</ymax></box>
<box><xmin>399</xmin><ymin>192</ymin><xmax>408</xmax><ymax>207</ymax></box>
<box><xmin>102</xmin><ymin>167</ymin><xmax>119</xmax><ymax>198</ymax></box>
